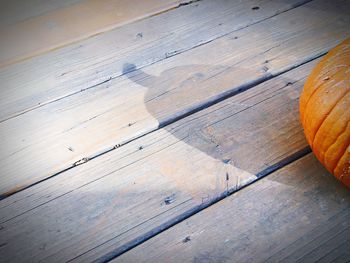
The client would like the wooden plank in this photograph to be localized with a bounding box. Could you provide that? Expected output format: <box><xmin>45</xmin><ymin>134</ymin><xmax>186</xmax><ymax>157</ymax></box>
<box><xmin>1</xmin><ymin>0</ymin><xmax>350</xmax><ymax>197</ymax></box>
<box><xmin>0</xmin><ymin>0</ymin><xmax>83</xmax><ymax>26</ymax></box>
<box><xmin>0</xmin><ymin>0</ymin><xmax>310</xmax><ymax>121</ymax></box>
<box><xmin>0</xmin><ymin>0</ymin><xmax>187</xmax><ymax>67</ymax></box>
<box><xmin>116</xmin><ymin>154</ymin><xmax>350</xmax><ymax>263</ymax></box>
<box><xmin>0</xmin><ymin>59</ymin><xmax>320</xmax><ymax>262</ymax></box>
<box><xmin>316</xmin><ymin>242</ymin><xmax>350</xmax><ymax>263</ymax></box>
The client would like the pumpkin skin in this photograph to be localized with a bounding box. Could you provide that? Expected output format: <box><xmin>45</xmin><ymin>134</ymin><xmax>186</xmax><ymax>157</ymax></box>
<box><xmin>300</xmin><ymin>37</ymin><xmax>350</xmax><ymax>187</ymax></box>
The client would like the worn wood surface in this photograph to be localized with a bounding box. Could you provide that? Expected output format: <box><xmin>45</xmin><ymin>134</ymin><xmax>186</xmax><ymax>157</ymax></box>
<box><xmin>1</xmin><ymin>0</ymin><xmax>350</xmax><ymax>197</ymax></box>
<box><xmin>0</xmin><ymin>59</ymin><xmax>318</xmax><ymax>262</ymax></box>
<box><xmin>0</xmin><ymin>0</ymin><xmax>309</xmax><ymax>121</ymax></box>
<box><xmin>0</xmin><ymin>1</ymin><xmax>349</xmax><ymax>262</ymax></box>
<box><xmin>0</xmin><ymin>0</ymin><xmax>83</xmax><ymax>26</ymax></box>
<box><xmin>116</xmin><ymin>154</ymin><xmax>350</xmax><ymax>263</ymax></box>
<box><xmin>0</xmin><ymin>0</ymin><xmax>186</xmax><ymax>67</ymax></box>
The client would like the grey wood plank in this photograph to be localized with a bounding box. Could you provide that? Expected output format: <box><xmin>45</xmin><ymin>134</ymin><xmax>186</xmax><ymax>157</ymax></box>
<box><xmin>116</xmin><ymin>154</ymin><xmax>350</xmax><ymax>263</ymax></box>
<box><xmin>0</xmin><ymin>59</ymin><xmax>321</xmax><ymax>262</ymax></box>
<box><xmin>0</xmin><ymin>0</ymin><xmax>187</xmax><ymax>68</ymax></box>
<box><xmin>267</xmin><ymin>217</ymin><xmax>350</xmax><ymax>263</ymax></box>
<box><xmin>0</xmin><ymin>0</ymin><xmax>309</xmax><ymax>121</ymax></box>
<box><xmin>296</xmin><ymin>228</ymin><xmax>350</xmax><ymax>263</ymax></box>
<box><xmin>316</xmin><ymin>241</ymin><xmax>350</xmax><ymax>263</ymax></box>
<box><xmin>1</xmin><ymin>0</ymin><xmax>350</xmax><ymax>197</ymax></box>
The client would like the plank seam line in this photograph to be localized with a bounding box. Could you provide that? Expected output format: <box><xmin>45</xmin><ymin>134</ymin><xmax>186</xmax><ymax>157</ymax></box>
<box><xmin>328</xmin><ymin>245</ymin><xmax>350</xmax><ymax>263</ymax></box>
<box><xmin>0</xmin><ymin>133</ymin><xmax>189</xmax><ymax>223</ymax></box>
<box><xmin>0</xmin><ymin>51</ymin><xmax>326</xmax><ymax>201</ymax></box>
<box><xmin>158</xmin><ymin>51</ymin><xmax>326</xmax><ymax>129</ymax></box>
<box><xmin>0</xmin><ymin>0</ymin><xmax>202</xmax><ymax>70</ymax></box>
<box><xmin>294</xmin><ymin>226</ymin><xmax>350</xmax><ymax>263</ymax></box>
<box><xmin>76</xmin><ymin>147</ymin><xmax>312</xmax><ymax>263</ymax></box>
<box><xmin>0</xmin><ymin>0</ymin><xmax>313</xmax><ymax>124</ymax></box>
<box><xmin>261</xmin><ymin>209</ymin><xmax>350</xmax><ymax>263</ymax></box>
<box><xmin>66</xmin><ymin>198</ymin><xmax>194</xmax><ymax>263</ymax></box>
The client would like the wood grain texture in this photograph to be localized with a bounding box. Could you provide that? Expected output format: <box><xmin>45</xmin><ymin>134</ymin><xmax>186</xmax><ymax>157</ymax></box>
<box><xmin>0</xmin><ymin>59</ymin><xmax>319</xmax><ymax>262</ymax></box>
<box><xmin>0</xmin><ymin>0</ymin><xmax>309</xmax><ymax>122</ymax></box>
<box><xmin>116</xmin><ymin>154</ymin><xmax>350</xmax><ymax>263</ymax></box>
<box><xmin>0</xmin><ymin>0</ymin><xmax>83</xmax><ymax>26</ymax></box>
<box><xmin>0</xmin><ymin>0</ymin><xmax>186</xmax><ymax>67</ymax></box>
<box><xmin>1</xmin><ymin>0</ymin><xmax>350</xmax><ymax>197</ymax></box>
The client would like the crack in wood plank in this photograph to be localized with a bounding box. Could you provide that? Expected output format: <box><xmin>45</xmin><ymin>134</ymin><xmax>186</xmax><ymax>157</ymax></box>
<box><xmin>0</xmin><ymin>0</ymin><xmax>313</xmax><ymax>123</ymax></box>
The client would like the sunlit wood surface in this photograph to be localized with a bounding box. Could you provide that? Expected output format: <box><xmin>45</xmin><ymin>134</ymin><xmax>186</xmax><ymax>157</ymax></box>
<box><xmin>0</xmin><ymin>0</ymin><xmax>349</xmax><ymax>262</ymax></box>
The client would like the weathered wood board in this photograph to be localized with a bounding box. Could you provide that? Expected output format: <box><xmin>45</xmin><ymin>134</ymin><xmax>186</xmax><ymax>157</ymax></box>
<box><xmin>116</xmin><ymin>154</ymin><xmax>350</xmax><ymax>263</ymax></box>
<box><xmin>0</xmin><ymin>59</ymin><xmax>321</xmax><ymax>262</ymax></box>
<box><xmin>0</xmin><ymin>0</ymin><xmax>309</xmax><ymax>121</ymax></box>
<box><xmin>0</xmin><ymin>0</ymin><xmax>187</xmax><ymax>67</ymax></box>
<box><xmin>0</xmin><ymin>0</ymin><xmax>83</xmax><ymax>28</ymax></box>
<box><xmin>1</xmin><ymin>0</ymin><xmax>350</xmax><ymax>197</ymax></box>
<box><xmin>0</xmin><ymin>0</ymin><xmax>83</xmax><ymax>26</ymax></box>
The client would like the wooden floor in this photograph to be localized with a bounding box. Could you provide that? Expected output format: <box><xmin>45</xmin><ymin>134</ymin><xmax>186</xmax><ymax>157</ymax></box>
<box><xmin>0</xmin><ymin>0</ymin><xmax>349</xmax><ymax>262</ymax></box>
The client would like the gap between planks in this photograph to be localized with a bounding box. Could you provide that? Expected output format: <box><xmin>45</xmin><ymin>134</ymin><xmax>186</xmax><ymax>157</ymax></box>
<box><xmin>115</xmin><ymin>154</ymin><xmax>350</xmax><ymax>263</ymax></box>
<box><xmin>0</xmin><ymin>0</ymin><xmax>196</xmax><ymax>68</ymax></box>
<box><xmin>2</xmin><ymin>1</ymin><xmax>347</xmax><ymax>199</ymax></box>
<box><xmin>0</xmin><ymin>0</ymin><xmax>322</xmax><ymax>198</ymax></box>
<box><xmin>0</xmin><ymin>50</ymin><xmax>324</xmax><ymax>201</ymax></box>
<box><xmin>0</xmin><ymin>0</ymin><xmax>346</xmax><ymax>262</ymax></box>
<box><xmin>83</xmin><ymin>147</ymin><xmax>312</xmax><ymax>263</ymax></box>
<box><xmin>0</xmin><ymin>0</ymin><xmax>83</xmax><ymax>26</ymax></box>
<box><xmin>0</xmin><ymin>57</ymin><xmax>322</xmax><ymax>262</ymax></box>
<box><xmin>0</xmin><ymin>0</ymin><xmax>312</xmax><ymax>123</ymax></box>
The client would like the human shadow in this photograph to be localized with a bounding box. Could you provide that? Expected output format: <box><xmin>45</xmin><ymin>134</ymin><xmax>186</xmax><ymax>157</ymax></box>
<box><xmin>122</xmin><ymin>62</ymin><xmax>235</xmax><ymax>163</ymax></box>
<box><xmin>121</xmin><ymin>62</ymin><xmax>311</xmax><ymax>181</ymax></box>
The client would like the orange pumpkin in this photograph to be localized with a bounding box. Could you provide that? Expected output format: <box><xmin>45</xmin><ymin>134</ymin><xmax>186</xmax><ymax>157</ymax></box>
<box><xmin>300</xmin><ymin>37</ymin><xmax>350</xmax><ymax>187</ymax></box>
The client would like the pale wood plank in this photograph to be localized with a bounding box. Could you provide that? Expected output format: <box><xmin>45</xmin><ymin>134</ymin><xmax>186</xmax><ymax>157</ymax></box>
<box><xmin>0</xmin><ymin>0</ymin><xmax>186</xmax><ymax>67</ymax></box>
<box><xmin>1</xmin><ymin>0</ymin><xmax>350</xmax><ymax>197</ymax></box>
<box><xmin>0</xmin><ymin>59</ymin><xmax>320</xmax><ymax>262</ymax></box>
<box><xmin>0</xmin><ymin>0</ymin><xmax>309</xmax><ymax>121</ymax></box>
<box><xmin>116</xmin><ymin>154</ymin><xmax>350</xmax><ymax>263</ymax></box>
<box><xmin>0</xmin><ymin>0</ymin><xmax>83</xmax><ymax>26</ymax></box>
